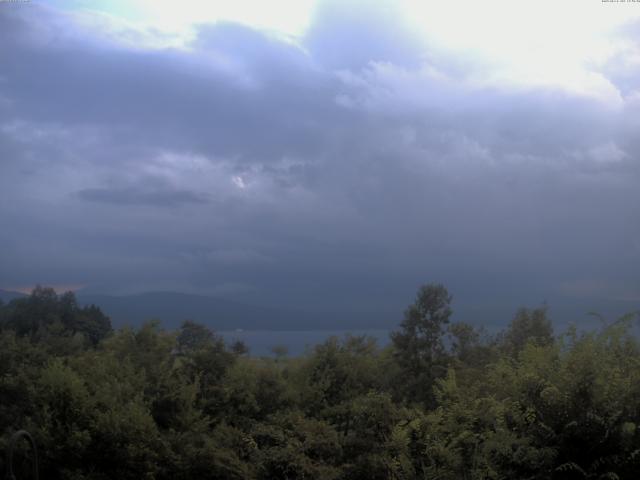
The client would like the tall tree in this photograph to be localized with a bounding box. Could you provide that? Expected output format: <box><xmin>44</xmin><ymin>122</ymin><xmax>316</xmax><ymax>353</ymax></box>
<box><xmin>390</xmin><ymin>283</ymin><xmax>452</xmax><ymax>406</ymax></box>
<box><xmin>501</xmin><ymin>305</ymin><xmax>553</xmax><ymax>356</ymax></box>
<box><xmin>2</xmin><ymin>287</ymin><xmax>111</xmax><ymax>346</ymax></box>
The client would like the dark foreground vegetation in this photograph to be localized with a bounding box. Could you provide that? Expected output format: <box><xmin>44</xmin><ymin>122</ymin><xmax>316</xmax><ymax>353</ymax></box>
<box><xmin>1</xmin><ymin>285</ymin><xmax>639</xmax><ymax>479</ymax></box>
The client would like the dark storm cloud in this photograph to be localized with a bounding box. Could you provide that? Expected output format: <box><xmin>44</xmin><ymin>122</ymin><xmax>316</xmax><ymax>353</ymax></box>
<box><xmin>77</xmin><ymin>186</ymin><xmax>209</xmax><ymax>207</ymax></box>
<box><xmin>0</xmin><ymin>5</ymin><xmax>346</xmax><ymax>164</ymax></box>
<box><xmin>0</xmin><ymin>1</ymin><xmax>638</xmax><ymax>319</ymax></box>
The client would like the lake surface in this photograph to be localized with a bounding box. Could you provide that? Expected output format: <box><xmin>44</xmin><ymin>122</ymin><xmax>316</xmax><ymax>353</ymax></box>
<box><xmin>219</xmin><ymin>315</ymin><xmax>640</xmax><ymax>357</ymax></box>
<box><xmin>219</xmin><ymin>329</ymin><xmax>392</xmax><ymax>357</ymax></box>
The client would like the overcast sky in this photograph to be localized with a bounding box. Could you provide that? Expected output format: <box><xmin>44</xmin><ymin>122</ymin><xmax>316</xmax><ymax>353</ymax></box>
<box><xmin>1</xmin><ymin>0</ymin><xmax>639</xmax><ymax>320</ymax></box>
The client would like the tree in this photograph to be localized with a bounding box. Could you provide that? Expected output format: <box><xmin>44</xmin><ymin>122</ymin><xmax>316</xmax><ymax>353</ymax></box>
<box><xmin>76</xmin><ymin>304</ymin><xmax>112</xmax><ymax>346</ymax></box>
<box><xmin>176</xmin><ymin>320</ymin><xmax>215</xmax><ymax>353</ymax></box>
<box><xmin>5</xmin><ymin>286</ymin><xmax>59</xmax><ymax>338</ymax></box>
<box><xmin>271</xmin><ymin>345</ymin><xmax>289</xmax><ymax>362</ymax></box>
<box><xmin>501</xmin><ymin>306</ymin><xmax>554</xmax><ymax>356</ymax></box>
<box><xmin>2</xmin><ymin>287</ymin><xmax>111</xmax><ymax>347</ymax></box>
<box><xmin>173</xmin><ymin>321</ymin><xmax>236</xmax><ymax>417</ymax></box>
<box><xmin>390</xmin><ymin>283</ymin><xmax>452</xmax><ymax>405</ymax></box>
<box><xmin>251</xmin><ymin>411</ymin><xmax>342</xmax><ymax>480</ymax></box>
<box><xmin>448</xmin><ymin>321</ymin><xmax>480</xmax><ymax>362</ymax></box>
<box><xmin>231</xmin><ymin>340</ymin><xmax>249</xmax><ymax>356</ymax></box>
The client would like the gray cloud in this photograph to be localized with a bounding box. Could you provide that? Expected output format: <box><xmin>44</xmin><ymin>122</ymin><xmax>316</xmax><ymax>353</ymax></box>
<box><xmin>77</xmin><ymin>186</ymin><xmax>209</xmax><ymax>207</ymax></box>
<box><xmin>304</xmin><ymin>0</ymin><xmax>426</xmax><ymax>70</ymax></box>
<box><xmin>0</xmin><ymin>1</ymin><xmax>638</xmax><ymax>323</ymax></box>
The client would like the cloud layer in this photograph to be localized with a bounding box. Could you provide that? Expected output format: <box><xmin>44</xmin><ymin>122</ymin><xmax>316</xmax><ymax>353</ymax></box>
<box><xmin>1</xmin><ymin>2</ymin><xmax>638</xmax><ymax>322</ymax></box>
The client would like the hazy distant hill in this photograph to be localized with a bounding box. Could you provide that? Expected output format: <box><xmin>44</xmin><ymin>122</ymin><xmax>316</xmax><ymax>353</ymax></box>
<box><xmin>0</xmin><ymin>288</ymin><xmax>384</xmax><ymax>331</ymax></box>
<box><xmin>76</xmin><ymin>292</ymin><xmax>636</xmax><ymax>332</ymax></box>
<box><xmin>76</xmin><ymin>291</ymin><xmax>347</xmax><ymax>331</ymax></box>
<box><xmin>2</xmin><ymin>287</ymin><xmax>636</xmax><ymax>332</ymax></box>
<box><xmin>0</xmin><ymin>289</ymin><xmax>26</xmax><ymax>303</ymax></box>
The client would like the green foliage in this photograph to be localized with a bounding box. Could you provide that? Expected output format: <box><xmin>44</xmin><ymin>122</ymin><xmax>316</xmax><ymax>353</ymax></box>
<box><xmin>390</xmin><ymin>283</ymin><xmax>453</xmax><ymax>406</ymax></box>
<box><xmin>176</xmin><ymin>320</ymin><xmax>215</xmax><ymax>353</ymax></box>
<box><xmin>1</xmin><ymin>287</ymin><xmax>111</xmax><ymax>348</ymax></box>
<box><xmin>1</xmin><ymin>286</ymin><xmax>639</xmax><ymax>479</ymax></box>
<box><xmin>251</xmin><ymin>411</ymin><xmax>342</xmax><ymax>479</ymax></box>
<box><xmin>500</xmin><ymin>305</ymin><xmax>554</xmax><ymax>357</ymax></box>
<box><xmin>221</xmin><ymin>358</ymin><xmax>293</xmax><ymax>426</ymax></box>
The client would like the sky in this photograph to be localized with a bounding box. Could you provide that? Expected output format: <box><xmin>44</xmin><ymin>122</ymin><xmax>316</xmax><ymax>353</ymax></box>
<box><xmin>0</xmin><ymin>0</ymin><xmax>639</xmax><ymax>322</ymax></box>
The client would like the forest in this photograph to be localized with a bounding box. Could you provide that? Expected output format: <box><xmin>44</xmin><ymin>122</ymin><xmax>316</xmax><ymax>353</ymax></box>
<box><xmin>1</xmin><ymin>285</ymin><xmax>639</xmax><ymax>479</ymax></box>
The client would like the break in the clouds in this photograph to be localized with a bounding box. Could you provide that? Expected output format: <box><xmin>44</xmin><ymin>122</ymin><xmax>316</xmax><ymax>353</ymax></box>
<box><xmin>0</xmin><ymin>0</ymin><xmax>639</xmax><ymax>322</ymax></box>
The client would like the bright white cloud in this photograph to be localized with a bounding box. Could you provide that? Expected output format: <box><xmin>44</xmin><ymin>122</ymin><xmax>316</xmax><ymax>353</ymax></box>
<box><xmin>63</xmin><ymin>0</ymin><xmax>316</xmax><ymax>38</ymax></box>
<box><xmin>62</xmin><ymin>0</ymin><xmax>640</xmax><ymax>101</ymax></box>
<box><xmin>400</xmin><ymin>0</ymin><xmax>640</xmax><ymax>100</ymax></box>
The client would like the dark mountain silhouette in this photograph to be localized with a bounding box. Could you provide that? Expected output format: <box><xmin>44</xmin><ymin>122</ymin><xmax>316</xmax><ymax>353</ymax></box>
<box><xmin>76</xmin><ymin>291</ymin><xmax>363</xmax><ymax>331</ymax></box>
<box><xmin>2</xmin><ymin>288</ymin><xmax>636</xmax><ymax>332</ymax></box>
<box><xmin>0</xmin><ymin>289</ymin><xmax>26</xmax><ymax>303</ymax></box>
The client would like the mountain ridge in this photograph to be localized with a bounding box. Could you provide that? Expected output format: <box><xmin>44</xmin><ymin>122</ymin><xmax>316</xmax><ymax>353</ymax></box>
<box><xmin>2</xmin><ymin>288</ymin><xmax>636</xmax><ymax>332</ymax></box>
<box><xmin>77</xmin><ymin>290</ymin><xmax>342</xmax><ymax>331</ymax></box>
